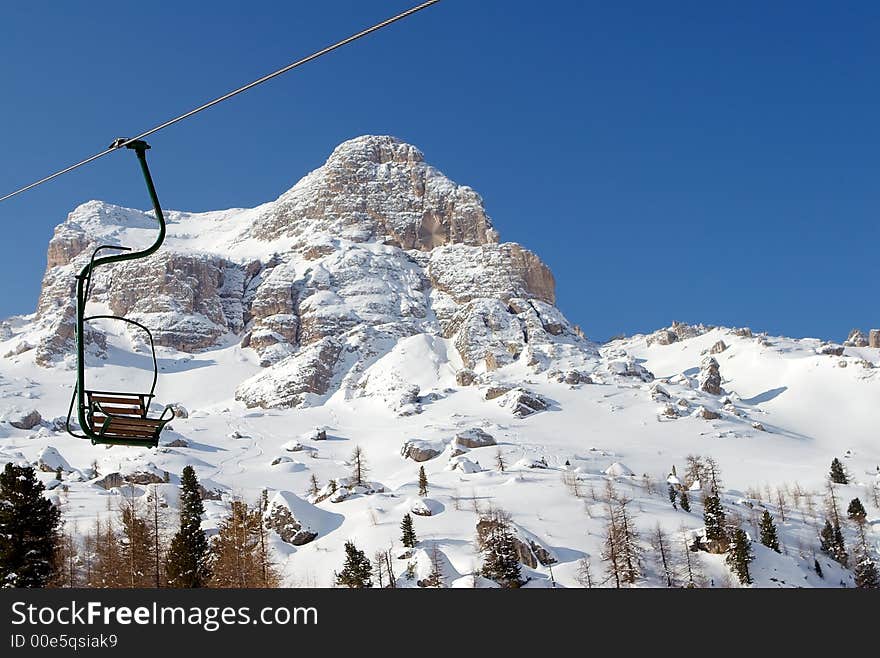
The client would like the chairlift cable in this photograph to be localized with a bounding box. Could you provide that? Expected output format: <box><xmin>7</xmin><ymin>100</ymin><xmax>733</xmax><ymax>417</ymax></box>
<box><xmin>0</xmin><ymin>0</ymin><xmax>442</xmax><ymax>204</ymax></box>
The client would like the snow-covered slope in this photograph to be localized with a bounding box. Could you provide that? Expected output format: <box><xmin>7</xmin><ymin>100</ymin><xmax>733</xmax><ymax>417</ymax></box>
<box><xmin>0</xmin><ymin>136</ymin><xmax>877</xmax><ymax>588</ymax></box>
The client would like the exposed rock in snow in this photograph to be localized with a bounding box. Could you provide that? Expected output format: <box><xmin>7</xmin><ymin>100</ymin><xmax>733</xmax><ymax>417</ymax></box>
<box><xmin>605</xmin><ymin>355</ymin><xmax>654</xmax><ymax>382</ymax></box>
<box><xmin>266</xmin><ymin>491</ymin><xmax>340</xmax><ymax>545</ymax></box>
<box><xmin>167</xmin><ymin>403</ymin><xmax>189</xmax><ymax>419</ymax></box>
<box><xmin>844</xmin><ymin>329</ymin><xmax>868</xmax><ymax>347</ymax></box>
<box><xmin>3</xmin><ymin>408</ymin><xmax>42</xmax><ymax>430</ymax></box>
<box><xmin>447</xmin><ymin>456</ymin><xmax>481</xmax><ymax>473</ymax></box>
<box><xmin>401</xmin><ymin>439</ymin><xmax>444</xmax><ymax>462</ymax></box>
<box><xmin>498</xmin><ymin>388</ymin><xmax>549</xmax><ymax>418</ymax></box>
<box><xmin>35</xmin><ymin>446</ymin><xmax>72</xmax><ymax>473</ymax></box>
<box><xmin>281</xmin><ymin>439</ymin><xmax>317</xmax><ymax>453</ymax></box>
<box><xmin>452</xmin><ymin>427</ymin><xmax>497</xmax><ymax>449</ymax></box>
<box><xmin>93</xmin><ymin>473</ymin><xmax>125</xmax><ymax>490</ymax></box>
<box><xmin>693</xmin><ymin>406</ymin><xmax>721</xmax><ymax>420</ymax></box>
<box><xmin>816</xmin><ymin>343</ymin><xmax>845</xmax><ymax>357</ymax></box>
<box><xmin>709</xmin><ymin>340</ymin><xmax>728</xmax><ymax>354</ymax></box>
<box><xmin>870</xmin><ymin>329</ymin><xmax>880</xmax><ymax>348</ymax></box>
<box><xmin>409</xmin><ymin>497</ymin><xmax>442</xmax><ymax>517</ymax></box>
<box><xmin>659</xmin><ymin>404</ymin><xmax>679</xmax><ymax>419</ymax></box>
<box><xmin>647</xmin><ymin>329</ymin><xmax>677</xmax><ymax>346</ymax></box>
<box><xmin>603</xmin><ymin>462</ymin><xmax>634</xmax><ymax>477</ymax></box>
<box><xmin>699</xmin><ymin>357</ymin><xmax>723</xmax><ymax>395</ymax></box>
<box><xmin>516</xmin><ymin>456</ymin><xmax>549</xmax><ymax>469</ymax></box>
<box><xmin>455</xmin><ymin>369</ymin><xmax>476</xmax><ymax>386</ymax></box>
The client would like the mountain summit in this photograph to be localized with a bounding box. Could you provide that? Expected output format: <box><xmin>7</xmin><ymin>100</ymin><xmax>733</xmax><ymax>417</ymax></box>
<box><xmin>24</xmin><ymin>135</ymin><xmax>587</xmax><ymax>411</ymax></box>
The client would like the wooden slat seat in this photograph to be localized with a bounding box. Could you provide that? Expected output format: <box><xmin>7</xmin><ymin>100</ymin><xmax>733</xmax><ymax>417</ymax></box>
<box><xmin>84</xmin><ymin>390</ymin><xmax>171</xmax><ymax>445</ymax></box>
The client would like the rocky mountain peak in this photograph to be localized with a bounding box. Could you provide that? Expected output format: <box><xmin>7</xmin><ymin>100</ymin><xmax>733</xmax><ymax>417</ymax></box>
<box><xmin>11</xmin><ymin>135</ymin><xmax>592</xmax><ymax>411</ymax></box>
<box><xmin>252</xmin><ymin>134</ymin><xmax>499</xmax><ymax>251</ymax></box>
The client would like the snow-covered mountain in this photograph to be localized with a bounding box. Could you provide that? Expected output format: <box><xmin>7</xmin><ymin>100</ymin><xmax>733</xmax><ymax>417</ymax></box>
<box><xmin>0</xmin><ymin>135</ymin><xmax>877</xmax><ymax>588</ymax></box>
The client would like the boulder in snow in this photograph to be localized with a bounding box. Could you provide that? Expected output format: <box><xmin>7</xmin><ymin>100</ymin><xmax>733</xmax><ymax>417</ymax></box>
<box><xmin>401</xmin><ymin>439</ymin><xmax>444</xmax><ymax>462</ymax></box>
<box><xmin>446</xmin><ymin>456</ymin><xmax>481</xmax><ymax>473</ymax></box>
<box><xmin>5</xmin><ymin>408</ymin><xmax>42</xmax><ymax>430</ymax></box>
<box><xmin>453</xmin><ymin>428</ymin><xmax>497</xmax><ymax>449</ymax></box>
<box><xmin>603</xmin><ymin>462</ymin><xmax>634</xmax><ymax>477</ymax></box>
<box><xmin>693</xmin><ymin>406</ymin><xmax>721</xmax><ymax>420</ymax></box>
<box><xmin>498</xmin><ymin>388</ymin><xmax>549</xmax><ymax>418</ymax></box>
<box><xmin>35</xmin><ymin>446</ymin><xmax>72</xmax><ymax>473</ymax></box>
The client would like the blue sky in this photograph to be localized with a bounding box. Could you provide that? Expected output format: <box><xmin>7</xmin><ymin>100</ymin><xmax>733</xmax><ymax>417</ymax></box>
<box><xmin>0</xmin><ymin>1</ymin><xmax>877</xmax><ymax>342</ymax></box>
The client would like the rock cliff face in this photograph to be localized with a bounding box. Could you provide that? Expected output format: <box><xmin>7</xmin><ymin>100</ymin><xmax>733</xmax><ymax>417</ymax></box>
<box><xmin>19</xmin><ymin>135</ymin><xmax>596</xmax><ymax>410</ymax></box>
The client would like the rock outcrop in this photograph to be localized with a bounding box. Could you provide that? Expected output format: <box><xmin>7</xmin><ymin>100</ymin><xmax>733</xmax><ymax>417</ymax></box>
<box><xmin>699</xmin><ymin>357</ymin><xmax>723</xmax><ymax>395</ymax></box>
<box><xmin>22</xmin><ymin>135</ymin><xmax>597</xmax><ymax>413</ymax></box>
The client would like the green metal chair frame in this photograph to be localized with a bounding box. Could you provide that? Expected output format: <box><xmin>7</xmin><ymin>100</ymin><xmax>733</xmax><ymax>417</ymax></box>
<box><xmin>65</xmin><ymin>140</ymin><xmax>173</xmax><ymax>447</ymax></box>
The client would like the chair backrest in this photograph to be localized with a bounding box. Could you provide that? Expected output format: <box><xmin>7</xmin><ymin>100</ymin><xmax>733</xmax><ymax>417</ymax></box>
<box><xmin>85</xmin><ymin>391</ymin><xmax>149</xmax><ymax>429</ymax></box>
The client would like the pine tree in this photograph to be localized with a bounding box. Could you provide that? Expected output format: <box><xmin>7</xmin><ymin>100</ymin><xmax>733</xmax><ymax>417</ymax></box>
<box><xmin>477</xmin><ymin>509</ymin><xmax>523</xmax><ymax>588</ymax></box>
<box><xmin>819</xmin><ymin>519</ymin><xmax>847</xmax><ymax>566</ymax></box>
<box><xmin>819</xmin><ymin>520</ymin><xmax>834</xmax><ymax>554</ymax></box>
<box><xmin>725</xmin><ymin>527</ymin><xmax>753</xmax><ymax>585</ymax></box>
<box><xmin>847</xmin><ymin>497</ymin><xmax>867</xmax><ymax>524</ymax></box>
<box><xmin>651</xmin><ymin>524</ymin><xmax>677</xmax><ymax>587</ymax></box>
<box><xmin>758</xmin><ymin>510</ymin><xmax>780</xmax><ymax>553</ymax></box>
<box><xmin>0</xmin><ymin>462</ymin><xmax>61</xmax><ymax>587</ymax></box>
<box><xmin>119</xmin><ymin>498</ymin><xmax>154</xmax><ymax>587</ymax></box>
<box><xmin>495</xmin><ymin>448</ymin><xmax>506</xmax><ymax>472</ymax></box>
<box><xmin>855</xmin><ymin>556</ymin><xmax>879</xmax><ymax>589</ymax></box>
<box><xmin>702</xmin><ymin>493</ymin><xmax>728</xmax><ymax>552</ymax></box>
<box><xmin>308</xmin><ymin>474</ymin><xmax>320</xmax><ymax>498</ymax></box>
<box><xmin>335</xmin><ymin>541</ymin><xmax>373</xmax><ymax>588</ymax></box>
<box><xmin>350</xmin><ymin>446</ymin><xmax>368</xmax><ymax>486</ymax></box>
<box><xmin>400</xmin><ymin>513</ymin><xmax>417</xmax><ymax>549</ymax></box>
<box><xmin>418</xmin><ymin>466</ymin><xmax>428</xmax><ymax>497</ymax></box>
<box><xmin>422</xmin><ymin>544</ymin><xmax>445</xmax><ymax>588</ymax></box>
<box><xmin>209</xmin><ymin>500</ymin><xmax>279</xmax><ymax>587</ymax></box>
<box><xmin>668</xmin><ymin>484</ymin><xmax>678</xmax><ymax>509</ymax></box>
<box><xmin>679</xmin><ymin>490</ymin><xmax>691</xmax><ymax>512</ymax></box>
<box><xmin>91</xmin><ymin>516</ymin><xmax>126</xmax><ymax>588</ymax></box>
<box><xmin>829</xmin><ymin>458</ymin><xmax>847</xmax><ymax>484</ymax></box>
<box><xmin>166</xmin><ymin>466</ymin><xmax>210</xmax><ymax>588</ymax></box>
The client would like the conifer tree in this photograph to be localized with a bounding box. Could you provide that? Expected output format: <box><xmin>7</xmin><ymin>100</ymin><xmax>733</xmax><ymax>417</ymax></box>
<box><xmin>166</xmin><ymin>466</ymin><xmax>210</xmax><ymax>588</ymax></box>
<box><xmin>651</xmin><ymin>524</ymin><xmax>677</xmax><ymax>587</ymax></box>
<box><xmin>758</xmin><ymin>510</ymin><xmax>780</xmax><ymax>553</ymax></box>
<box><xmin>400</xmin><ymin>513</ymin><xmax>417</xmax><ymax>549</ymax></box>
<box><xmin>119</xmin><ymin>498</ymin><xmax>154</xmax><ymax>587</ymax></box>
<box><xmin>90</xmin><ymin>516</ymin><xmax>126</xmax><ymax>588</ymax></box>
<box><xmin>422</xmin><ymin>544</ymin><xmax>445</xmax><ymax>588</ymax></box>
<box><xmin>679</xmin><ymin>490</ymin><xmax>691</xmax><ymax>512</ymax></box>
<box><xmin>350</xmin><ymin>446</ymin><xmax>368</xmax><ymax>486</ymax></box>
<box><xmin>335</xmin><ymin>541</ymin><xmax>373</xmax><ymax>588</ymax></box>
<box><xmin>855</xmin><ymin>556</ymin><xmax>879</xmax><ymax>589</ymax></box>
<box><xmin>702</xmin><ymin>493</ymin><xmax>727</xmax><ymax>552</ymax></box>
<box><xmin>495</xmin><ymin>448</ymin><xmax>506</xmax><ymax>472</ymax></box>
<box><xmin>819</xmin><ymin>519</ymin><xmax>847</xmax><ymax>566</ymax></box>
<box><xmin>210</xmin><ymin>500</ymin><xmax>279</xmax><ymax>587</ymax></box>
<box><xmin>829</xmin><ymin>458</ymin><xmax>847</xmax><ymax>484</ymax></box>
<box><xmin>668</xmin><ymin>485</ymin><xmax>678</xmax><ymax>509</ymax></box>
<box><xmin>418</xmin><ymin>466</ymin><xmax>428</xmax><ymax>497</ymax></box>
<box><xmin>0</xmin><ymin>462</ymin><xmax>61</xmax><ymax>587</ymax></box>
<box><xmin>726</xmin><ymin>527</ymin><xmax>753</xmax><ymax>585</ymax></box>
<box><xmin>308</xmin><ymin>473</ymin><xmax>320</xmax><ymax>498</ymax></box>
<box><xmin>847</xmin><ymin>498</ymin><xmax>867</xmax><ymax>524</ymax></box>
<box><xmin>477</xmin><ymin>509</ymin><xmax>523</xmax><ymax>588</ymax></box>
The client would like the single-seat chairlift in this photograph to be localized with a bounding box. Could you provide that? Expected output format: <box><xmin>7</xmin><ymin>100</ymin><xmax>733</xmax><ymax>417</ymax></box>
<box><xmin>66</xmin><ymin>139</ymin><xmax>174</xmax><ymax>447</ymax></box>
